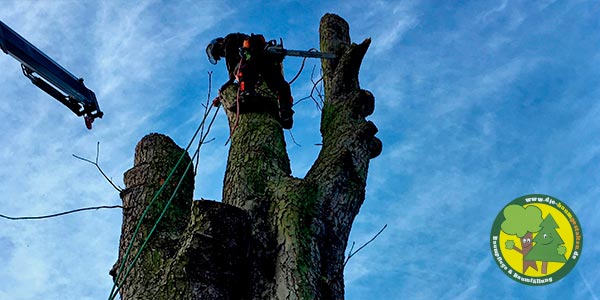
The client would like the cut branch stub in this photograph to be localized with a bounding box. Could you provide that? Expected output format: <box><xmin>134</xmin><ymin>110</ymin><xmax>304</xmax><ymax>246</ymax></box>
<box><xmin>180</xmin><ymin>200</ymin><xmax>249</xmax><ymax>300</ymax></box>
<box><xmin>330</xmin><ymin>38</ymin><xmax>371</xmax><ymax>96</ymax></box>
<box><xmin>320</xmin><ymin>13</ymin><xmax>351</xmax><ymax>85</ymax></box>
<box><xmin>115</xmin><ymin>133</ymin><xmax>195</xmax><ymax>300</ymax></box>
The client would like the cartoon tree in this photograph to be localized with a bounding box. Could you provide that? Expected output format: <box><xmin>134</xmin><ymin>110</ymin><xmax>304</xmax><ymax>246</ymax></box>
<box><xmin>501</xmin><ymin>204</ymin><xmax>543</xmax><ymax>273</ymax></box>
<box><xmin>525</xmin><ymin>213</ymin><xmax>567</xmax><ymax>274</ymax></box>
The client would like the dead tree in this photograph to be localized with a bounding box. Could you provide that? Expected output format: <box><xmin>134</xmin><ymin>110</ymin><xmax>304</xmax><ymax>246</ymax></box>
<box><xmin>111</xmin><ymin>13</ymin><xmax>382</xmax><ymax>300</ymax></box>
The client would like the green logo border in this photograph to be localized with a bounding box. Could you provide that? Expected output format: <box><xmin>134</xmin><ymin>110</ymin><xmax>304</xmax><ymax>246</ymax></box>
<box><xmin>490</xmin><ymin>194</ymin><xmax>583</xmax><ymax>285</ymax></box>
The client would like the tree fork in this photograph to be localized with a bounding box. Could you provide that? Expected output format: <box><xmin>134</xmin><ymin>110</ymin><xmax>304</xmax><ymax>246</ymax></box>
<box><xmin>112</xmin><ymin>13</ymin><xmax>381</xmax><ymax>300</ymax></box>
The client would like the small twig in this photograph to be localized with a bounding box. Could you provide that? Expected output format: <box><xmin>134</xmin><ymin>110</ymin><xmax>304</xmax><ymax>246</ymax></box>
<box><xmin>289</xmin><ymin>48</ymin><xmax>321</xmax><ymax>86</ymax></box>
<box><xmin>347</xmin><ymin>241</ymin><xmax>356</xmax><ymax>257</ymax></box>
<box><xmin>344</xmin><ymin>224</ymin><xmax>388</xmax><ymax>267</ymax></box>
<box><xmin>73</xmin><ymin>142</ymin><xmax>123</xmax><ymax>192</ymax></box>
<box><xmin>312</xmin><ymin>70</ymin><xmax>325</xmax><ymax>106</ymax></box>
<box><xmin>287</xmin><ymin>129</ymin><xmax>301</xmax><ymax>147</ymax></box>
<box><xmin>289</xmin><ymin>57</ymin><xmax>307</xmax><ymax>85</ymax></box>
<box><xmin>294</xmin><ymin>95</ymin><xmax>312</xmax><ymax>106</ymax></box>
<box><xmin>195</xmin><ymin>101</ymin><xmax>221</xmax><ymax>166</ymax></box>
<box><xmin>202</xmin><ymin>138</ymin><xmax>216</xmax><ymax>145</ymax></box>
<box><xmin>196</xmin><ymin>71</ymin><xmax>213</xmax><ymax>175</ymax></box>
<box><xmin>0</xmin><ymin>205</ymin><xmax>123</xmax><ymax>220</ymax></box>
<box><xmin>310</xmin><ymin>65</ymin><xmax>324</xmax><ymax>110</ymax></box>
<box><xmin>293</xmin><ymin>65</ymin><xmax>324</xmax><ymax>111</ymax></box>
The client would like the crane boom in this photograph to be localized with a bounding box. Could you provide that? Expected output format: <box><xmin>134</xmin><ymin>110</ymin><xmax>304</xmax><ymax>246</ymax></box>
<box><xmin>0</xmin><ymin>20</ymin><xmax>102</xmax><ymax>129</ymax></box>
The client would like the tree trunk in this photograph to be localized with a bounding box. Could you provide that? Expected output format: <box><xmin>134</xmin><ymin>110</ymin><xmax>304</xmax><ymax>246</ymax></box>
<box><xmin>541</xmin><ymin>261</ymin><xmax>548</xmax><ymax>274</ymax></box>
<box><xmin>111</xmin><ymin>13</ymin><xmax>381</xmax><ymax>300</ymax></box>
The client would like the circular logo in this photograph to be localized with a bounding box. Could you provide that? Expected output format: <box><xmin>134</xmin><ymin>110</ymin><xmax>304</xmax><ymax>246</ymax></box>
<box><xmin>490</xmin><ymin>194</ymin><xmax>583</xmax><ymax>285</ymax></box>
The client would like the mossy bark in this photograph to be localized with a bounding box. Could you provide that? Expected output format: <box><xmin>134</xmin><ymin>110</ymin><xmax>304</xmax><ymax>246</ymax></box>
<box><xmin>112</xmin><ymin>13</ymin><xmax>381</xmax><ymax>300</ymax></box>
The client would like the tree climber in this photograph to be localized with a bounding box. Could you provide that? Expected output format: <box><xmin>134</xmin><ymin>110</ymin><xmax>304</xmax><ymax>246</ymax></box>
<box><xmin>206</xmin><ymin>33</ymin><xmax>294</xmax><ymax>129</ymax></box>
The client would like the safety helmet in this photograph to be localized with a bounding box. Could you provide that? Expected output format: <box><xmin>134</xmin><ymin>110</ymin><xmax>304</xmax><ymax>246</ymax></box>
<box><xmin>206</xmin><ymin>38</ymin><xmax>224</xmax><ymax>65</ymax></box>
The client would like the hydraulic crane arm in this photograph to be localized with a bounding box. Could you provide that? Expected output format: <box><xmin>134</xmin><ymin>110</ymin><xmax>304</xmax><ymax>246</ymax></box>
<box><xmin>0</xmin><ymin>20</ymin><xmax>103</xmax><ymax>129</ymax></box>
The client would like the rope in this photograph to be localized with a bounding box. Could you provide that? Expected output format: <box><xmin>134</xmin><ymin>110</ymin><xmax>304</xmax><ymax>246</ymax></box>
<box><xmin>110</xmin><ymin>149</ymin><xmax>196</xmax><ymax>300</ymax></box>
<box><xmin>288</xmin><ymin>56</ymin><xmax>307</xmax><ymax>85</ymax></box>
<box><xmin>231</xmin><ymin>58</ymin><xmax>244</xmax><ymax>139</ymax></box>
<box><xmin>288</xmin><ymin>48</ymin><xmax>318</xmax><ymax>85</ymax></box>
<box><xmin>0</xmin><ymin>205</ymin><xmax>122</xmax><ymax>220</ymax></box>
<box><xmin>108</xmin><ymin>104</ymin><xmax>219</xmax><ymax>300</ymax></box>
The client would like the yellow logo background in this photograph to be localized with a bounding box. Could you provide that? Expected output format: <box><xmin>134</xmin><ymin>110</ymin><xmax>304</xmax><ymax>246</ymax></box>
<box><xmin>499</xmin><ymin>203</ymin><xmax>573</xmax><ymax>277</ymax></box>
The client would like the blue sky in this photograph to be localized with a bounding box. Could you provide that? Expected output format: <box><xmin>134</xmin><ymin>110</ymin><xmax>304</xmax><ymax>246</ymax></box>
<box><xmin>0</xmin><ymin>1</ymin><xmax>599</xmax><ymax>299</ymax></box>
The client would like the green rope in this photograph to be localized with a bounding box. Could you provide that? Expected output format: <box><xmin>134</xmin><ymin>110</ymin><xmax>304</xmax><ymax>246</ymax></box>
<box><xmin>108</xmin><ymin>105</ymin><xmax>220</xmax><ymax>300</ymax></box>
<box><xmin>110</xmin><ymin>148</ymin><xmax>196</xmax><ymax>300</ymax></box>
<box><xmin>107</xmin><ymin>105</ymin><xmax>216</xmax><ymax>299</ymax></box>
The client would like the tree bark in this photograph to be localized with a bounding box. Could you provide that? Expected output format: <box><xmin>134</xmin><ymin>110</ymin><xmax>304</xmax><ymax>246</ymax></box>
<box><xmin>112</xmin><ymin>13</ymin><xmax>381</xmax><ymax>300</ymax></box>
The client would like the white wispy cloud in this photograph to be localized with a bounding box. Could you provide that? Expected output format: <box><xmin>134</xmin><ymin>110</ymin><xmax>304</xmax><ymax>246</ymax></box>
<box><xmin>0</xmin><ymin>1</ymin><xmax>232</xmax><ymax>299</ymax></box>
<box><xmin>343</xmin><ymin>1</ymin><xmax>600</xmax><ymax>299</ymax></box>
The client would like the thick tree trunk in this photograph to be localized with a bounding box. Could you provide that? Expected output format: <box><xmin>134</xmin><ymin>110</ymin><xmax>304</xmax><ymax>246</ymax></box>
<box><xmin>111</xmin><ymin>13</ymin><xmax>381</xmax><ymax>300</ymax></box>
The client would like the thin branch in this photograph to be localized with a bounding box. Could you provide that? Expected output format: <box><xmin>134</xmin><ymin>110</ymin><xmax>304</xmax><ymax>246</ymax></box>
<box><xmin>193</xmin><ymin>97</ymin><xmax>221</xmax><ymax>173</ymax></box>
<box><xmin>347</xmin><ymin>241</ymin><xmax>355</xmax><ymax>258</ymax></box>
<box><xmin>73</xmin><ymin>142</ymin><xmax>123</xmax><ymax>192</ymax></box>
<box><xmin>344</xmin><ymin>224</ymin><xmax>388</xmax><ymax>267</ymax></box>
<box><xmin>293</xmin><ymin>65</ymin><xmax>324</xmax><ymax>111</ymax></box>
<box><xmin>294</xmin><ymin>95</ymin><xmax>312</xmax><ymax>106</ymax></box>
<box><xmin>289</xmin><ymin>56</ymin><xmax>307</xmax><ymax>85</ymax></box>
<box><xmin>312</xmin><ymin>68</ymin><xmax>325</xmax><ymax>107</ymax></box>
<box><xmin>196</xmin><ymin>71</ymin><xmax>213</xmax><ymax>175</ymax></box>
<box><xmin>310</xmin><ymin>65</ymin><xmax>324</xmax><ymax>110</ymax></box>
<box><xmin>0</xmin><ymin>205</ymin><xmax>123</xmax><ymax>220</ymax></box>
<box><xmin>287</xmin><ymin>129</ymin><xmax>301</xmax><ymax>147</ymax></box>
<box><xmin>202</xmin><ymin>138</ymin><xmax>216</xmax><ymax>145</ymax></box>
<box><xmin>289</xmin><ymin>48</ymin><xmax>319</xmax><ymax>86</ymax></box>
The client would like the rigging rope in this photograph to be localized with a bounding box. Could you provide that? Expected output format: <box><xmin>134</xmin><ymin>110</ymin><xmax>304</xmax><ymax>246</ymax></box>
<box><xmin>108</xmin><ymin>104</ymin><xmax>220</xmax><ymax>300</ymax></box>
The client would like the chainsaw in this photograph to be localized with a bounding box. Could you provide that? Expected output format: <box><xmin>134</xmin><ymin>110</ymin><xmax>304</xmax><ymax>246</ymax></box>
<box><xmin>264</xmin><ymin>39</ymin><xmax>336</xmax><ymax>60</ymax></box>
